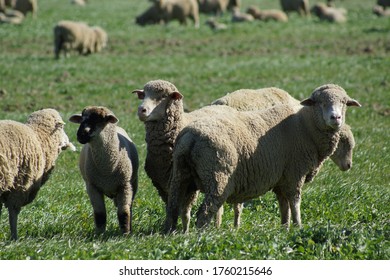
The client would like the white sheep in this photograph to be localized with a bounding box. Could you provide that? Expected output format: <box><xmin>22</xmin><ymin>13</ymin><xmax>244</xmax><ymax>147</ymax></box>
<box><xmin>280</xmin><ymin>0</ymin><xmax>310</xmax><ymax>16</ymax></box>
<box><xmin>69</xmin><ymin>106</ymin><xmax>139</xmax><ymax>235</ymax></box>
<box><xmin>150</xmin><ymin>0</ymin><xmax>200</xmax><ymax>28</ymax></box>
<box><xmin>53</xmin><ymin>20</ymin><xmax>108</xmax><ymax>59</ymax></box>
<box><xmin>373</xmin><ymin>5</ymin><xmax>390</xmax><ymax>17</ymax></box>
<box><xmin>311</xmin><ymin>2</ymin><xmax>347</xmax><ymax>23</ymax></box>
<box><xmin>231</xmin><ymin>6</ymin><xmax>254</xmax><ymax>22</ymax></box>
<box><xmin>0</xmin><ymin>109</ymin><xmax>75</xmax><ymax>240</ymax></box>
<box><xmin>0</xmin><ymin>9</ymin><xmax>24</xmax><ymax>24</ymax></box>
<box><xmin>165</xmin><ymin>84</ymin><xmax>361</xmax><ymax>233</ymax></box>
<box><xmin>205</xmin><ymin>17</ymin><xmax>228</xmax><ymax>30</ymax></box>
<box><xmin>71</xmin><ymin>0</ymin><xmax>87</xmax><ymax>6</ymax></box>
<box><xmin>246</xmin><ymin>5</ymin><xmax>288</xmax><ymax>22</ymax></box>
<box><xmin>14</xmin><ymin>0</ymin><xmax>37</xmax><ymax>17</ymax></box>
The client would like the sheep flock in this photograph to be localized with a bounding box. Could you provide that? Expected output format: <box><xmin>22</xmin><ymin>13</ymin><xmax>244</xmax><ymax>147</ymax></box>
<box><xmin>3</xmin><ymin>0</ymin><xmax>382</xmax><ymax>241</ymax></box>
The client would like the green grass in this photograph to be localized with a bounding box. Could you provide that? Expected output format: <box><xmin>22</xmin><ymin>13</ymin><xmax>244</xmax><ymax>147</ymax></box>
<box><xmin>0</xmin><ymin>0</ymin><xmax>389</xmax><ymax>260</ymax></box>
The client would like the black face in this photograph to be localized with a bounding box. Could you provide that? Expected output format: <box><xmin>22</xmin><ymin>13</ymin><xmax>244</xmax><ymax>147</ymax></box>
<box><xmin>76</xmin><ymin>113</ymin><xmax>107</xmax><ymax>144</ymax></box>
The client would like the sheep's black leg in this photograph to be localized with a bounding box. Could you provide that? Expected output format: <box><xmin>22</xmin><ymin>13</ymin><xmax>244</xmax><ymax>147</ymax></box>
<box><xmin>8</xmin><ymin>206</ymin><xmax>21</xmax><ymax>240</ymax></box>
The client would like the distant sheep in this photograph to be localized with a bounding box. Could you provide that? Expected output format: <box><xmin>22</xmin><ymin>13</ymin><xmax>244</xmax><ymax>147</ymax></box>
<box><xmin>151</xmin><ymin>0</ymin><xmax>200</xmax><ymax>28</ymax></box>
<box><xmin>0</xmin><ymin>9</ymin><xmax>24</xmax><ymax>24</ymax></box>
<box><xmin>165</xmin><ymin>84</ymin><xmax>361</xmax><ymax>233</ymax></box>
<box><xmin>205</xmin><ymin>17</ymin><xmax>227</xmax><ymax>30</ymax></box>
<box><xmin>246</xmin><ymin>5</ymin><xmax>288</xmax><ymax>22</ymax></box>
<box><xmin>280</xmin><ymin>0</ymin><xmax>310</xmax><ymax>16</ymax></box>
<box><xmin>231</xmin><ymin>6</ymin><xmax>254</xmax><ymax>22</ymax></box>
<box><xmin>69</xmin><ymin>106</ymin><xmax>139</xmax><ymax>235</ymax></box>
<box><xmin>373</xmin><ymin>5</ymin><xmax>390</xmax><ymax>17</ymax></box>
<box><xmin>135</xmin><ymin>5</ymin><xmax>162</xmax><ymax>26</ymax></box>
<box><xmin>311</xmin><ymin>2</ymin><xmax>347</xmax><ymax>23</ymax></box>
<box><xmin>0</xmin><ymin>109</ymin><xmax>75</xmax><ymax>240</ymax></box>
<box><xmin>14</xmin><ymin>0</ymin><xmax>37</xmax><ymax>17</ymax></box>
<box><xmin>53</xmin><ymin>20</ymin><xmax>107</xmax><ymax>59</ymax></box>
<box><xmin>71</xmin><ymin>0</ymin><xmax>87</xmax><ymax>6</ymax></box>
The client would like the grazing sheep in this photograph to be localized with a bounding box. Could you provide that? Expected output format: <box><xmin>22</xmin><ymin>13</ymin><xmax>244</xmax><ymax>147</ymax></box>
<box><xmin>53</xmin><ymin>20</ymin><xmax>108</xmax><ymax>59</ymax></box>
<box><xmin>246</xmin><ymin>5</ymin><xmax>288</xmax><ymax>22</ymax></box>
<box><xmin>198</xmin><ymin>0</ymin><xmax>229</xmax><ymax>15</ymax></box>
<box><xmin>135</xmin><ymin>5</ymin><xmax>162</xmax><ymax>26</ymax></box>
<box><xmin>165</xmin><ymin>84</ymin><xmax>361</xmax><ymax>233</ymax></box>
<box><xmin>14</xmin><ymin>0</ymin><xmax>37</xmax><ymax>17</ymax></box>
<box><xmin>280</xmin><ymin>0</ymin><xmax>310</xmax><ymax>16</ymax></box>
<box><xmin>0</xmin><ymin>109</ymin><xmax>75</xmax><ymax>240</ymax></box>
<box><xmin>69</xmin><ymin>106</ymin><xmax>139</xmax><ymax>235</ymax></box>
<box><xmin>71</xmin><ymin>0</ymin><xmax>87</xmax><ymax>6</ymax></box>
<box><xmin>151</xmin><ymin>0</ymin><xmax>200</xmax><ymax>28</ymax></box>
<box><xmin>311</xmin><ymin>2</ymin><xmax>347</xmax><ymax>23</ymax></box>
<box><xmin>231</xmin><ymin>6</ymin><xmax>254</xmax><ymax>22</ymax></box>
<box><xmin>0</xmin><ymin>9</ymin><xmax>24</xmax><ymax>24</ymax></box>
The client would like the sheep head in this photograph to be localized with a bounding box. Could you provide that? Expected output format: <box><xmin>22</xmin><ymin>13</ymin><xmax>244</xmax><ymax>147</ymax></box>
<box><xmin>301</xmin><ymin>84</ymin><xmax>361</xmax><ymax>130</ymax></box>
<box><xmin>132</xmin><ymin>79</ymin><xmax>183</xmax><ymax>122</ymax></box>
<box><xmin>69</xmin><ymin>106</ymin><xmax>118</xmax><ymax>144</ymax></box>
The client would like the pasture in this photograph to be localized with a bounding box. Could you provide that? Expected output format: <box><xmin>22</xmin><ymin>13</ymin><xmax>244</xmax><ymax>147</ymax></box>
<box><xmin>0</xmin><ymin>0</ymin><xmax>389</xmax><ymax>260</ymax></box>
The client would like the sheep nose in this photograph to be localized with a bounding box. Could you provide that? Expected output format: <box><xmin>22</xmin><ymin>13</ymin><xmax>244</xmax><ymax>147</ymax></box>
<box><xmin>330</xmin><ymin>114</ymin><xmax>341</xmax><ymax>121</ymax></box>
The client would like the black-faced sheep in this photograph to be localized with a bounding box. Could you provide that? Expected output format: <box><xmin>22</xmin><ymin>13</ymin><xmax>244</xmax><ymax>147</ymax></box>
<box><xmin>53</xmin><ymin>20</ymin><xmax>108</xmax><ymax>59</ymax></box>
<box><xmin>280</xmin><ymin>0</ymin><xmax>310</xmax><ymax>16</ymax></box>
<box><xmin>0</xmin><ymin>109</ymin><xmax>75</xmax><ymax>240</ymax></box>
<box><xmin>150</xmin><ymin>0</ymin><xmax>200</xmax><ymax>28</ymax></box>
<box><xmin>69</xmin><ymin>106</ymin><xmax>139</xmax><ymax>235</ymax></box>
<box><xmin>165</xmin><ymin>84</ymin><xmax>361</xmax><ymax>233</ymax></box>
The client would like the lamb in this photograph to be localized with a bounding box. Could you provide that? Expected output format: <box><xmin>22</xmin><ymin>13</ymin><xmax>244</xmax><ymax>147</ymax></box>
<box><xmin>135</xmin><ymin>5</ymin><xmax>162</xmax><ymax>26</ymax></box>
<box><xmin>150</xmin><ymin>0</ymin><xmax>200</xmax><ymax>28</ymax></box>
<box><xmin>69</xmin><ymin>106</ymin><xmax>139</xmax><ymax>235</ymax></box>
<box><xmin>164</xmin><ymin>84</ymin><xmax>361</xmax><ymax>233</ymax></box>
<box><xmin>53</xmin><ymin>20</ymin><xmax>108</xmax><ymax>59</ymax></box>
<box><xmin>311</xmin><ymin>2</ymin><xmax>347</xmax><ymax>23</ymax></box>
<box><xmin>246</xmin><ymin>5</ymin><xmax>288</xmax><ymax>22</ymax></box>
<box><xmin>0</xmin><ymin>109</ymin><xmax>75</xmax><ymax>240</ymax></box>
<box><xmin>14</xmin><ymin>0</ymin><xmax>37</xmax><ymax>17</ymax></box>
<box><xmin>280</xmin><ymin>0</ymin><xmax>310</xmax><ymax>16</ymax></box>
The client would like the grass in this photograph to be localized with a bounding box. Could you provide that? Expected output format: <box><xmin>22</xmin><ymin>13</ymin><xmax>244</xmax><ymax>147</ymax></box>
<box><xmin>0</xmin><ymin>0</ymin><xmax>389</xmax><ymax>260</ymax></box>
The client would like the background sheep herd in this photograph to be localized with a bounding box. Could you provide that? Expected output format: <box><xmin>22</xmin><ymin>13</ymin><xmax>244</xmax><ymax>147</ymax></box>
<box><xmin>0</xmin><ymin>0</ymin><xmax>388</xmax><ymax>260</ymax></box>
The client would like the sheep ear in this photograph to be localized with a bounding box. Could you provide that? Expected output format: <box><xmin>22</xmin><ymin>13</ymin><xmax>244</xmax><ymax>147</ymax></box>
<box><xmin>69</xmin><ymin>114</ymin><xmax>83</xmax><ymax>124</ymax></box>
<box><xmin>346</xmin><ymin>99</ymin><xmax>361</xmax><ymax>107</ymax></box>
<box><xmin>107</xmin><ymin>115</ymin><xmax>119</xmax><ymax>124</ymax></box>
<box><xmin>300</xmin><ymin>98</ymin><xmax>316</xmax><ymax>106</ymax></box>
<box><xmin>132</xmin><ymin>90</ymin><xmax>145</xmax><ymax>100</ymax></box>
<box><xmin>170</xmin><ymin>91</ymin><xmax>183</xmax><ymax>100</ymax></box>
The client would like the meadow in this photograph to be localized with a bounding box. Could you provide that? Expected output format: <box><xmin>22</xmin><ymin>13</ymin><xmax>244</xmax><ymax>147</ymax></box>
<box><xmin>0</xmin><ymin>0</ymin><xmax>389</xmax><ymax>260</ymax></box>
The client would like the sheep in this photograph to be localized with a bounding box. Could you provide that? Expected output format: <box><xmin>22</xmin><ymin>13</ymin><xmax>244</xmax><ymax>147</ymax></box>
<box><xmin>205</xmin><ymin>17</ymin><xmax>227</xmax><ymax>30</ymax></box>
<box><xmin>0</xmin><ymin>9</ymin><xmax>24</xmax><ymax>24</ymax></box>
<box><xmin>14</xmin><ymin>0</ymin><xmax>37</xmax><ymax>17</ymax></box>
<box><xmin>164</xmin><ymin>84</ymin><xmax>361</xmax><ymax>233</ymax></box>
<box><xmin>280</xmin><ymin>0</ymin><xmax>310</xmax><ymax>16</ymax></box>
<box><xmin>211</xmin><ymin>88</ymin><xmax>355</xmax><ymax>174</ymax></box>
<box><xmin>69</xmin><ymin>106</ymin><xmax>139</xmax><ymax>235</ymax></box>
<box><xmin>246</xmin><ymin>5</ymin><xmax>288</xmax><ymax>22</ymax></box>
<box><xmin>198</xmin><ymin>0</ymin><xmax>229</xmax><ymax>15</ymax></box>
<box><xmin>71</xmin><ymin>0</ymin><xmax>87</xmax><ymax>6</ymax></box>
<box><xmin>135</xmin><ymin>5</ymin><xmax>163</xmax><ymax>26</ymax></box>
<box><xmin>231</xmin><ymin>6</ymin><xmax>254</xmax><ymax>22</ymax></box>
<box><xmin>0</xmin><ymin>109</ymin><xmax>75</xmax><ymax>240</ymax></box>
<box><xmin>150</xmin><ymin>0</ymin><xmax>200</xmax><ymax>28</ymax></box>
<box><xmin>311</xmin><ymin>2</ymin><xmax>347</xmax><ymax>23</ymax></box>
<box><xmin>53</xmin><ymin>20</ymin><xmax>108</xmax><ymax>59</ymax></box>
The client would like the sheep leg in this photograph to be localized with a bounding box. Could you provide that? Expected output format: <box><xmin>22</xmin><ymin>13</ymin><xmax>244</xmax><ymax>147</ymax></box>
<box><xmin>214</xmin><ymin>205</ymin><xmax>224</xmax><ymax>228</ymax></box>
<box><xmin>288</xmin><ymin>193</ymin><xmax>302</xmax><ymax>227</ymax></box>
<box><xmin>115</xmin><ymin>186</ymin><xmax>133</xmax><ymax>235</ymax></box>
<box><xmin>86</xmin><ymin>185</ymin><xmax>107</xmax><ymax>234</ymax></box>
<box><xmin>233</xmin><ymin>203</ymin><xmax>244</xmax><ymax>228</ymax></box>
<box><xmin>8</xmin><ymin>206</ymin><xmax>21</xmax><ymax>240</ymax></box>
<box><xmin>274</xmin><ymin>187</ymin><xmax>291</xmax><ymax>228</ymax></box>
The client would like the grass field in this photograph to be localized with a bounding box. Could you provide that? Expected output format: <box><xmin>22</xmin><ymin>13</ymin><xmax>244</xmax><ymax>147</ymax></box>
<box><xmin>0</xmin><ymin>0</ymin><xmax>389</xmax><ymax>260</ymax></box>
